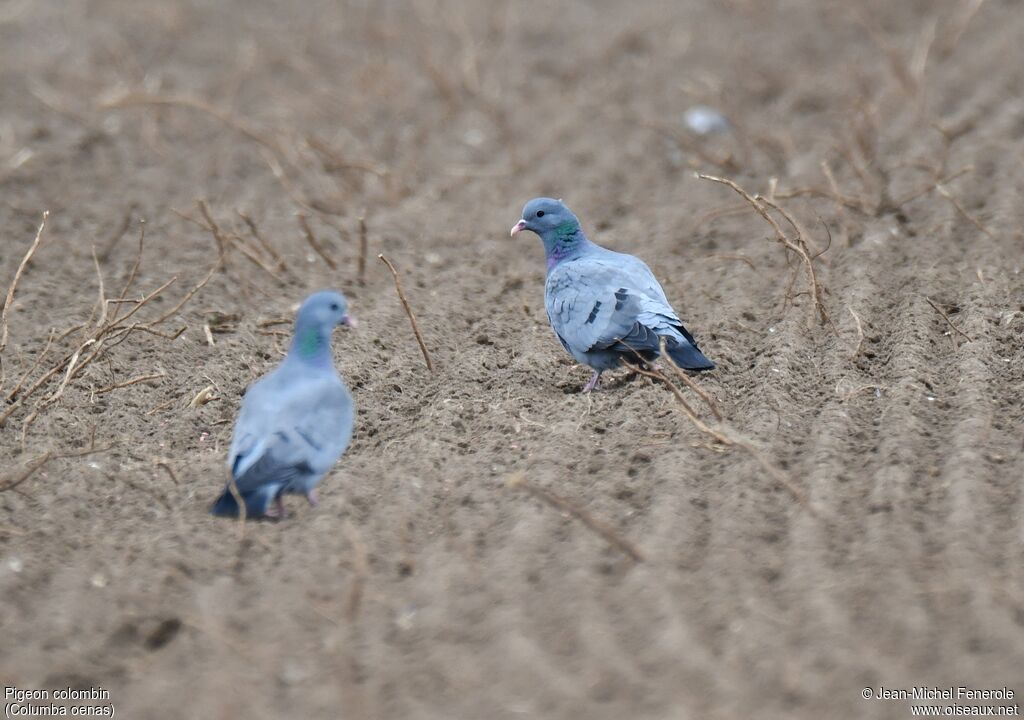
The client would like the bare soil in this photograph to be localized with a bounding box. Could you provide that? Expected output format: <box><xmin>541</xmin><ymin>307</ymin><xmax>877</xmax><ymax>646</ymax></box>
<box><xmin>2</xmin><ymin>1</ymin><xmax>1023</xmax><ymax>718</ymax></box>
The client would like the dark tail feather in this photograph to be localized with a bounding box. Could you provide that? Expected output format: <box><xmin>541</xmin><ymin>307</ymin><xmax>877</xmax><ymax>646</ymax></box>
<box><xmin>666</xmin><ymin>340</ymin><xmax>715</xmax><ymax>371</ymax></box>
<box><xmin>210</xmin><ymin>489</ymin><xmax>241</xmax><ymax>517</ymax></box>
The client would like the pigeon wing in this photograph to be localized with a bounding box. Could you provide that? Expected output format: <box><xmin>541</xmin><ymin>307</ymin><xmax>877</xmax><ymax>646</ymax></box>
<box><xmin>228</xmin><ymin>374</ymin><xmax>353</xmax><ymax>494</ymax></box>
<box><xmin>546</xmin><ymin>255</ymin><xmax>683</xmax><ymax>356</ymax></box>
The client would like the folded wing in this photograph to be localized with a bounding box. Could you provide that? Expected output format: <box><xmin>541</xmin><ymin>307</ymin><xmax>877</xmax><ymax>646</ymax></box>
<box><xmin>228</xmin><ymin>375</ymin><xmax>353</xmax><ymax>494</ymax></box>
<box><xmin>546</xmin><ymin>255</ymin><xmax>685</xmax><ymax>356</ymax></box>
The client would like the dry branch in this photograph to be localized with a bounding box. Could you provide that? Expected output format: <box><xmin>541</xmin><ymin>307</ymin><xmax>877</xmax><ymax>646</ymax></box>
<box><xmin>5</xmin><ymin>329</ymin><xmax>55</xmax><ymax>403</ymax></box>
<box><xmin>664</xmin><ymin>361</ymin><xmax>723</xmax><ymax>421</ymax></box>
<box><xmin>699</xmin><ymin>174</ymin><xmax>831</xmax><ymax>329</ymax></box>
<box><xmin>643</xmin><ymin>119</ymin><xmax>739</xmax><ymax>173</ymax></box>
<box><xmin>94</xmin><ymin>371</ymin><xmax>167</xmax><ymax>395</ymax></box>
<box><xmin>305</xmin><ymin>135</ymin><xmax>389</xmax><ymax>178</ymax></box>
<box><xmin>237</xmin><ymin>210</ymin><xmax>286</xmax><ymax>272</ymax></box>
<box><xmin>118</xmin><ymin>221</ymin><xmax>145</xmax><ymax>302</ymax></box>
<box><xmin>155</xmin><ymin>461</ymin><xmax>179</xmax><ymax>485</ymax></box>
<box><xmin>890</xmin><ymin>166</ymin><xmax>973</xmax><ymax>209</ymax></box>
<box><xmin>102</xmin><ymin>92</ymin><xmax>286</xmax><ymax>157</ymax></box>
<box><xmin>180</xmin><ymin>205</ymin><xmax>281</xmax><ymax>283</ymax></box>
<box><xmin>91</xmin><ymin>247</ymin><xmax>108</xmax><ymax>329</ymax></box>
<box><xmin>923</xmin><ymin>296</ymin><xmax>973</xmax><ymax>345</ymax></box>
<box><xmin>935</xmin><ymin>183</ymin><xmax>996</xmax><ymax>240</ymax></box>
<box><xmin>626</xmin><ymin>354</ymin><xmax>813</xmax><ymax>513</ymax></box>
<box><xmin>940</xmin><ymin>0</ymin><xmax>986</xmax><ymax>56</ymax></box>
<box><xmin>0</xmin><ymin>443</ymin><xmax>116</xmax><ymax>493</ymax></box>
<box><xmin>848</xmin><ymin>306</ymin><xmax>866</xmax><ymax>360</ymax></box>
<box><xmin>1</xmin><ymin>234</ymin><xmax>211</xmax><ymax>433</ymax></box>
<box><xmin>507</xmin><ymin>473</ymin><xmax>645</xmax><ymax>562</ymax></box>
<box><xmin>98</xmin><ymin>210</ymin><xmax>134</xmax><ymax>262</ymax></box>
<box><xmin>357</xmin><ymin>216</ymin><xmax>368</xmax><ymax>287</ymax></box>
<box><xmin>708</xmin><ymin>253</ymin><xmax>756</xmax><ymax>270</ymax></box>
<box><xmin>1</xmin><ymin>211</ymin><xmax>48</xmax><ymax>358</ymax></box>
<box><xmin>197</xmin><ymin>201</ymin><xmax>230</xmax><ymax>266</ymax></box>
<box><xmin>298</xmin><ymin>214</ymin><xmax>338</xmax><ymax>270</ymax></box>
<box><xmin>378</xmin><ymin>254</ymin><xmax>434</xmax><ymax>372</ymax></box>
<box><xmin>146</xmin><ymin>265</ymin><xmax>216</xmax><ymax>328</ymax></box>
<box><xmin>342</xmin><ymin>520</ymin><xmax>368</xmax><ymax>621</ymax></box>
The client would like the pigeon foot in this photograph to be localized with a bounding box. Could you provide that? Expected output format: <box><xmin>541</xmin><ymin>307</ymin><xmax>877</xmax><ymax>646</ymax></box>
<box><xmin>582</xmin><ymin>371</ymin><xmax>602</xmax><ymax>393</ymax></box>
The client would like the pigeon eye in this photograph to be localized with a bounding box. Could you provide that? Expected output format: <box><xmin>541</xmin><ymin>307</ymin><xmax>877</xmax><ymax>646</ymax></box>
<box><xmin>330</xmin><ymin>303</ymin><xmax>340</xmax><ymax>311</ymax></box>
<box><xmin>536</xmin><ymin>210</ymin><xmax>545</xmax><ymax>218</ymax></box>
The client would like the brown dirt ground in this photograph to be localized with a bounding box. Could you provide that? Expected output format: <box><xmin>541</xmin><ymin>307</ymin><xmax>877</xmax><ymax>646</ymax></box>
<box><xmin>2</xmin><ymin>1</ymin><xmax>1024</xmax><ymax>718</ymax></box>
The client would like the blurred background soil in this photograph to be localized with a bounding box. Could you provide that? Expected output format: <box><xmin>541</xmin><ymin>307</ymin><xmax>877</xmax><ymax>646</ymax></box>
<box><xmin>1</xmin><ymin>1</ymin><xmax>1023</xmax><ymax>718</ymax></box>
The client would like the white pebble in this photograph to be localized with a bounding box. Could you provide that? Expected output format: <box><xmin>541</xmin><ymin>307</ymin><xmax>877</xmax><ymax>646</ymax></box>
<box><xmin>682</xmin><ymin>106</ymin><xmax>730</xmax><ymax>135</ymax></box>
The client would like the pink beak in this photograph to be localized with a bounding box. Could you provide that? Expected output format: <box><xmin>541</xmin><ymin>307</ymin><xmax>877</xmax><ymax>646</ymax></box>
<box><xmin>510</xmin><ymin>219</ymin><xmax>527</xmax><ymax>237</ymax></box>
<box><xmin>341</xmin><ymin>315</ymin><xmax>358</xmax><ymax>328</ymax></box>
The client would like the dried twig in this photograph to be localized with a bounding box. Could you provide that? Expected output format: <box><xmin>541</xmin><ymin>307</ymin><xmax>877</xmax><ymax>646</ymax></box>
<box><xmin>155</xmin><ymin>461</ymin><xmax>180</xmax><ymax>485</ymax></box>
<box><xmin>3</xmin><ymin>330</ymin><xmax>54</xmax><ymax>403</ymax></box>
<box><xmin>378</xmin><ymin>254</ymin><xmax>434</xmax><ymax>372</ymax></box>
<box><xmin>699</xmin><ymin>174</ymin><xmax>831</xmax><ymax>329</ymax></box>
<box><xmin>298</xmin><ymin>214</ymin><xmax>338</xmax><ymax>270</ymax></box>
<box><xmin>146</xmin><ymin>397</ymin><xmax>177</xmax><ymax>416</ymax></box>
<box><xmin>854</xmin><ymin>11</ymin><xmax>919</xmax><ymax>97</ymax></box>
<box><xmin>146</xmin><ymin>265</ymin><xmax>216</xmax><ymax>328</ymax></box>
<box><xmin>1</xmin><ymin>211</ymin><xmax>48</xmax><ymax>358</ymax></box>
<box><xmin>98</xmin><ymin>210</ymin><xmax>133</xmax><ymax>262</ymax></box>
<box><xmin>691</xmin><ymin>203</ymin><xmax>759</xmax><ymax>232</ymax></box>
<box><xmin>889</xmin><ymin>166</ymin><xmax>973</xmax><ymax>209</ymax></box>
<box><xmin>342</xmin><ymin>520</ymin><xmax>368</xmax><ymax>621</ymax></box>
<box><xmin>0</xmin><ymin>443</ymin><xmax>116</xmax><ymax>493</ymax></box>
<box><xmin>188</xmin><ymin>208</ymin><xmax>285</xmax><ymax>284</ymax></box>
<box><xmin>227</xmin><ymin>477</ymin><xmax>248</xmax><ymax>538</ymax></box>
<box><xmin>1</xmin><ymin>216</ymin><xmax>210</xmax><ymax>433</ymax></box>
<box><xmin>237</xmin><ymin>210</ymin><xmax>286</xmax><ymax>271</ymax></box>
<box><xmin>708</xmin><ymin>253</ymin><xmax>756</xmax><ymax>270</ymax></box>
<box><xmin>940</xmin><ymin>0</ymin><xmax>986</xmax><ymax>56</ymax></box>
<box><xmin>197</xmin><ymin>200</ymin><xmax>230</xmax><ymax>266</ymax></box>
<box><xmin>94</xmin><ymin>371</ymin><xmax>167</xmax><ymax>395</ymax></box>
<box><xmin>189</xmin><ymin>212</ymin><xmax>284</xmax><ymax>284</ymax></box>
<box><xmin>189</xmin><ymin>385</ymin><xmax>219</xmax><ymax>408</ymax></box>
<box><xmin>935</xmin><ymin>183</ymin><xmax>996</xmax><ymax>240</ymax></box>
<box><xmin>305</xmin><ymin>135</ymin><xmax>389</xmax><ymax>178</ymax></box>
<box><xmin>663</xmin><ymin>361</ymin><xmax>723</xmax><ymax>420</ymax></box>
<box><xmin>0</xmin><ymin>452</ymin><xmax>53</xmax><ymax>493</ymax></box>
<box><xmin>12</xmin><ymin>275</ymin><xmax>176</xmax><ymax>434</ymax></box>
<box><xmin>507</xmin><ymin>473</ymin><xmax>644</xmax><ymax>562</ymax></box>
<box><xmin>627</xmin><ymin>359</ymin><xmax>813</xmax><ymax>513</ymax></box>
<box><xmin>118</xmin><ymin>221</ymin><xmax>145</xmax><ymax>302</ymax></box>
<box><xmin>848</xmin><ymin>306</ymin><xmax>866</xmax><ymax>360</ymax></box>
<box><xmin>91</xmin><ymin>247</ymin><xmax>108</xmax><ymax>329</ymax></box>
<box><xmin>102</xmin><ymin>92</ymin><xmax>286</xmax><ymax>157</ymax></box>
<box><xmin>357</xmin><ymin>216</ymin><xmax>368</xmax><ymax>286</ymax></box>
<box><xmin>643</xmin><ymin>118</ymin><xmax>739</xmax><ymax>173</ymax></box>
<box><xmin>835</xmin><ymin>378</ymin><xmax>888</xmax><ymax>402</ymax></box>
<box><xmin>923</xmin><ymin>296</ymin><xmax>973</xmax><ymax>344</ymax></box>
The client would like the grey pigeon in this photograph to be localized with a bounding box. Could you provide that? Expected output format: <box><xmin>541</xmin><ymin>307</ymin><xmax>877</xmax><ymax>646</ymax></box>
<box><xmin>511</xmin><ymin>198</ymin><xmax>714</xmax><ymax>392</ymax></box>
<box><xmin>210</xmin><ymin>290</ymin><xmax>356</xmax><ymax>519</ymax></box>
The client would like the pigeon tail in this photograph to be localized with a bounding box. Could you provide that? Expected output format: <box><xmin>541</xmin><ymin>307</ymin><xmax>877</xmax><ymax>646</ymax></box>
<box><xmin>666</xmin><ymin>340</ymin><xmax>715</xmax><ymax>371</ymax></box>
<box><xmin>210</xmin><ymin>489</ymin><xmax>241</xmax><ymax>517</ymax></box>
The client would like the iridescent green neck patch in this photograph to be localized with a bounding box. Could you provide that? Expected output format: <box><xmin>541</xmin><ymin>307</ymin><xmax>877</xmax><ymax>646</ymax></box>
<box><xmin>297</xmin><ymin>326</ymin><xmax>322</xmax><ymax>357</ymax></box>
<box><xmin>554</xmin><ymin>220</ymin><xmax>580</xmax><ymax>239</ymax></box>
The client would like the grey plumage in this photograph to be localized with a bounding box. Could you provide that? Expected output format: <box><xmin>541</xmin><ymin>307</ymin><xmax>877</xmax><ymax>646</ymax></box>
<box><xmin>512</xmin><ymin>198</ymin><xmax>713</xmax><ymax>392</ymax></box>
<box><xmin>210</xmin><ymin>290</ymin><xmax>356</xmax><ymax>518</ymax></box>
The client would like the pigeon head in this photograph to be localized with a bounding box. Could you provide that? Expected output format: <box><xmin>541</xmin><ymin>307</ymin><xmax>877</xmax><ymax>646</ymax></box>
<box><xmin>291</xmin><ymin>290</ymin><xmax>355</xmax><ymax>364</ymax></box>
<box><xmin>297</xmin><ymin>290</ymin><xmax>356</xmax><ymax>330</ymax></box>
<box><xmin>510</xmin><ymin>198</ymin><xmax>581</xmax><ymax>240</ymax></box>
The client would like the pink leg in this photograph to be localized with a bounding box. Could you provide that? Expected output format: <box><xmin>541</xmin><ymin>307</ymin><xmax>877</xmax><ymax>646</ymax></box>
<box><xmin>306</xmin><ymin>489</ymin><xmax>318</xmax><ymax>507</ymax></box>
<box><xmin>263</xmin><ymin>495</ymin><xmax>287</xmax><ymax>519</ymax></box>
<box><xmin>582</xmin><ymin>371</ymin><xmax>602</xmax><ymax>393</ymax></box>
